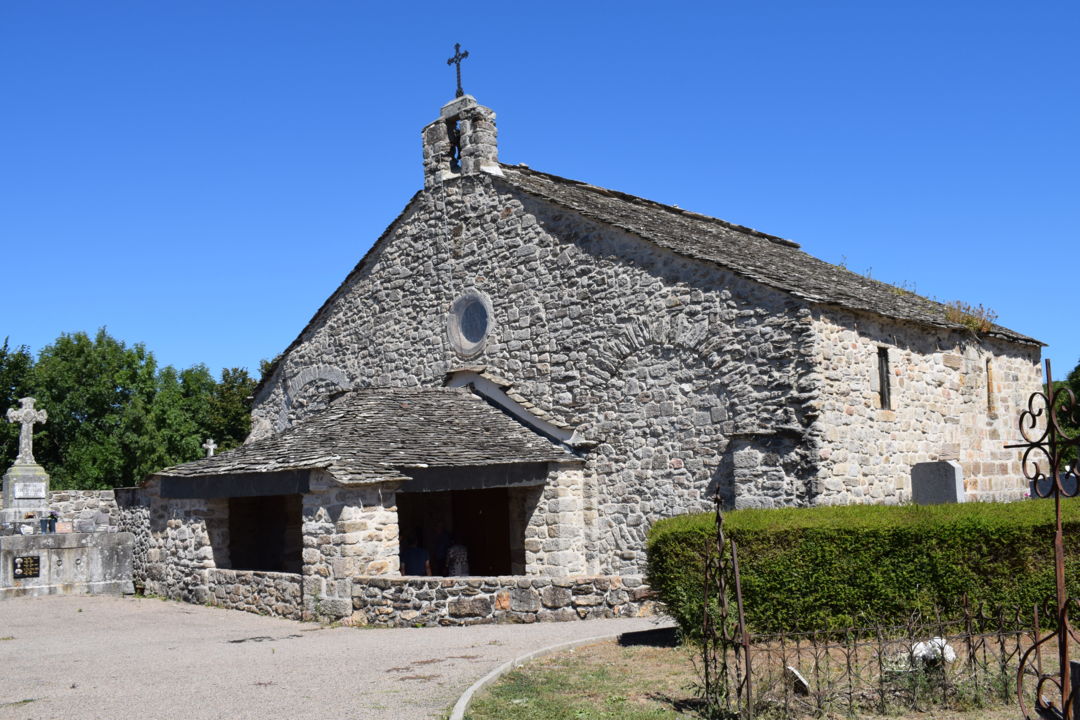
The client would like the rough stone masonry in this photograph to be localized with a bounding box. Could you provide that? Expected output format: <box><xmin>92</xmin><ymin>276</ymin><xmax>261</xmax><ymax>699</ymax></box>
<box><xmin>133</xmin><ymin>93</ymin><xmax>1041</xmax><ymax>624</ymax></box>
<box><xmin>251</xmin><ymin>95</ymin><xmax>1041</xmax><ymax>573</ymax></box>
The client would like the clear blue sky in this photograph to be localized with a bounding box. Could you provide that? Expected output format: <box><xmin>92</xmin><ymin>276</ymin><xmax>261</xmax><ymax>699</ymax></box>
<box><xmin>3</xmin><ymin>1</ymin><xmax>1077</xmax><ymax>381</ymax></box>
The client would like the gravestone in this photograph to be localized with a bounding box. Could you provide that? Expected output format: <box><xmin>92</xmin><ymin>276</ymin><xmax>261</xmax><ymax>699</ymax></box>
<box><xmin>911</xmin><ymin>460</ymin><xmax>965</xmax><ymax>505</ymax></box>
<box><xmin>1029</xmin><ymin>470</ymin><xmax>1077</xmax><ymax>498</ymax></box>
<box><xmin>1</xmin><ymin>398</ymin><xmax>51</xmax><ymax>525</ymax></box>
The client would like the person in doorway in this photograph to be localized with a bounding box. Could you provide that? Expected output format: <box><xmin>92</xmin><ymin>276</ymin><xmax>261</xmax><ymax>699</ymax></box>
<box><xmin>400</xmin><ymin>531</ymin><xmax>431</xmax><ymax>576</ymax></box>
<box><xmin>432</xmin><ymin>520</ymin><xmax>452</xmax><ymax>575</ymax></box>
<box><xmin>446</xmin><ymin>535</ymin><xmax>470</xmax><ymax>576</ymax></box>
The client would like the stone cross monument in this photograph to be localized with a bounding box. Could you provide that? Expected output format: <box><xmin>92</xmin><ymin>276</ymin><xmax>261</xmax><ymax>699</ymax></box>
<box><xmin>8</xmin><ymin>397</ymin><xmax>47</xmax><ymax>465</ymax></box>
<box><xmin>202</xmin><ymin>438</ymin><xmax>217</xmax><ymax>458</ymax></box>
<box><xmin>2</xmin><ymin>397</ymin><xmax>51</xmax><ymax>524</ymax></box>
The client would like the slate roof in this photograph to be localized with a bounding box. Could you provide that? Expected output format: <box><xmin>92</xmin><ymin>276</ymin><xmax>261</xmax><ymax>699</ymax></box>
<box><xmin>254</xmin><ymin>158</ymin><xmax>1038</xmax><ymax>398</ymax></box>
<box><xmin>499</xmin><ymin>165</ymin><xmax>1038</xmax><ymax>346</ymax></box>
<box><xmin>156</xmin><ymin>387</ymin><xmax>578</xmax><ymax>485</ymax></box>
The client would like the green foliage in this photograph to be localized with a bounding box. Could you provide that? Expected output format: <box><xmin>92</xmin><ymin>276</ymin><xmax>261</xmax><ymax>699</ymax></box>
<box><xmin>2</xmin><ymin>329</ymin><xmax>254</xmax><ymax>489</ymax></box>
<box><xmin>0</xmin><ymin>339</ymin><xmax>34</xmax><ymax>468</ymax></box>
<box><xmin>30</xmin><ymin>329</ymin><xmax>160</xmax><ymax>489</ymax></box>
<box><xmin>258</xmin><ymin>354</ymin><xmax>280</xmax><ymax>383</ymax></box>
<box><xmin>1055</xmin><ymin>356</ymin><xmax>1080</xmax><ymax>466</ymax></box>
<box><xmin>207</xmin><ymin>367</ymin><xmax>256</xmax><ymax>453</ymax></box>
<box><xmin>647</xmin><ymin>501</ymin><xmax>1080</xmax><ymax>634</ymax></box>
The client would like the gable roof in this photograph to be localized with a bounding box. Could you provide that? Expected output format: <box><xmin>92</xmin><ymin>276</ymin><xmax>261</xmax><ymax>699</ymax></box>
<box><xmin>156</xmin><ymin>387</ymin><xmax>578</xmax><ymax>485</ymax></box>
<box><xmin>499</xmin><ymin>165</ymin><xmax>1038</xmax><ymax>346</ymax></box>
<box><xmin>255</xmin><ymin>161</ymin><xmax>1038</xmax><ymax>397</ymax></box>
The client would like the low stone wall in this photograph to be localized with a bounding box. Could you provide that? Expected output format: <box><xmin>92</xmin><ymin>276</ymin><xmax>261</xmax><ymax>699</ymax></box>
<box><xmin>350</xmin><ymin>575</ymin><xmax>654</xmax><ymax>627</ymax></box>
<box><xmin>48</xmin><ymin>490</ymin><xmax>120</xmax><ymax>532</ymax></box>
<box><xmin>207</xmin><ymin>569</ymin><xmax>303</xmax><ymax>620</ymax></box>
<box><xmin>0</xmin><ymin>532</ymin><xmax>134</xmax><ymax>599</ymax></box>
<box><xmin>0</xmin><ymin>489</ymin><xmax>121</xmax><ymax>532</ymax></box>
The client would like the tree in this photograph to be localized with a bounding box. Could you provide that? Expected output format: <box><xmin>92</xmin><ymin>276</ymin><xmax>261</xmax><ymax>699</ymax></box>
<box><xmin>30</xmin><ymin>329</ymin><xmax>160</xmax><ymax>489</ymax></box>
<box><xmin>0</xmin><ymin>338</ymin><xmax>34</xmax><ymax>468</ymax></box>
<box><xmin>1058</xmin><ymin>357</ymin><xmax>1080</xmax><ymax>467</ymax></box>
<box><xmin>3</xmin><ymin>329</ymin><xmax>258</xmax><ymax>489</ymax></box>
<box><xmin>206</xmin><ymin>367</ymin><xmax>255</xmax><ymax>451</ymax></box>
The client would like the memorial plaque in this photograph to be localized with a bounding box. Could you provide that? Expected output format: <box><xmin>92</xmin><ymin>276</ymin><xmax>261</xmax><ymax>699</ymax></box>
<box><xmin>13</xmin><ymin>555</ymin><xmax>40</xmax><ymax>579</ymax></box>
<box><xmin>13</xmin><ymin>482</ymin><xmax>46</xmax><ymax>499</ymax></box>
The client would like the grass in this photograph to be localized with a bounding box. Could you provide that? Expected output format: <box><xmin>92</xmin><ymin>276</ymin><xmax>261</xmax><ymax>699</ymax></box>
<box><xmin>466</xmin><ymin>639</ymin><xmax>694</xmax><ymax>719</ymax></box>
<box><xmin>463</xmin><ymin>638</ymin><xmax>1022</xmax><ymax>720</ymax></box>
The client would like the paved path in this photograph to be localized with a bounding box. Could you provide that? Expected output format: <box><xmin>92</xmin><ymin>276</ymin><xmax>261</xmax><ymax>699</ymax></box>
<box><xmin>0</xmin><ymin>595</ymin><xmax>668</xmax><ymax>720</ymax></box>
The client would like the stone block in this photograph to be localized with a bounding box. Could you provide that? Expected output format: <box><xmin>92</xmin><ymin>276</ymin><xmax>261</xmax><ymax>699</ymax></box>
<box><xmin>510</xmin><ymin>588</ymin><xmax>541</xmax><ymax>612</ymax></box>
<box><xmin>448</xmin><ymin>596</ymin><xmax>492</xmax><ymax>618</ymax></box>
<box><xmin>536</xmin><ymin>607</ymin><xmax>579</xmax><ymax>622</ymax></box>
<box><xmin>541</xmin><ymin>585</ymin><xmax>572</xmax><ymax>608</ymax></box>
<box><xmin>316</xmin><ymin>596</ymin><xmax>352</xmax><ymax>619</ymax></box>
<box><xmin>494</xmin><ymin>590</ymin><xmax>511</xmax><ymax>611</ymax></box>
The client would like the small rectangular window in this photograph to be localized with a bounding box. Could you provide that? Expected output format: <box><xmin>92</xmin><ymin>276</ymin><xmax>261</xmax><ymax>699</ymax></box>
<box><xmin>986</xmin><ymin>359</ymin><xmax>995</xmax><ymax>414</ymax></box>
<box><xmin>878</xmin><ymin>347</ymin><xmax>891</xmax><ymax>410</ymax></box>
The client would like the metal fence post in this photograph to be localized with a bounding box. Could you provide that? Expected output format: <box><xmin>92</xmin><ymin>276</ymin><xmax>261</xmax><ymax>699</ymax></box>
<box><xmin>1071</xmin><ymin>660</ymin><xmax>1080</xmax><ymax>720</ymax></box>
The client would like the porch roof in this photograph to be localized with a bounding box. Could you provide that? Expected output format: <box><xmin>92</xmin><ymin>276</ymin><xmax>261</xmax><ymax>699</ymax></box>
<box><xmin>154</xmin><ymin>387</ymin><xmax>579</xmax><ymax>486</ymax></box>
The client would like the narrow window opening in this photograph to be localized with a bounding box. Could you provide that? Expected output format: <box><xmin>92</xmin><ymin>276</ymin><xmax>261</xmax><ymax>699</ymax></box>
<box><xmin>445</xmin><ymin>119</ymin><xmax>461</xmax><ymax>173</ymax></box>
<box><xmin>877</xmin><ymin>347</ymin><xmax>892</xmax><ymax>410</ymax></box>
<box><xmin>986</xmin><ymin>358</ymin><xmax>995</xmax><ymax>414</ymax></box>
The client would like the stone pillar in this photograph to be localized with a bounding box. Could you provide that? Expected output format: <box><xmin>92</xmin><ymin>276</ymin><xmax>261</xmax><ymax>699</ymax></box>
<box><xmin>421</xmin><ymin>95</ymin><xmax>502</xmax><ymax>188</ymax></box>
<box><xmin>1</xmin><ymin>464</ymin><xmax>50</xmax><ymax>525</ymax></box>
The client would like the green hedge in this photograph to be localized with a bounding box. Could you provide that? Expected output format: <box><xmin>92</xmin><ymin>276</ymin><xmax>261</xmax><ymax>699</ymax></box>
<box><xmin>646</xmin><ymin>500</ymin><xmax>1080</xmax><ymax>635</ymax></box>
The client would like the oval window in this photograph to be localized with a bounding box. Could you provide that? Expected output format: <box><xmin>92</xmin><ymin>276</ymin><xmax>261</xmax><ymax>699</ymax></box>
<box><xmin>448</xmin><ymin>290</ymin><xmax>493</xmax><ymax>358</ymax></box>
<box><xmin>460</xmin><ymin>300</ymin><xmax>488</xmax><ymax>343</ymax></box>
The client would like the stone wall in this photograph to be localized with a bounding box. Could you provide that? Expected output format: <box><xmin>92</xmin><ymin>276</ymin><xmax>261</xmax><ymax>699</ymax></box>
<box><xmin>809</xmin><ymin>309</ymin><xmax>1042</xmax><ymax>504</ymax></box>
<box><xmin>115</xmin><ymin>487</ymin><xmax>152</xmax><ymax>589</ymax></box>
<box><xmin>299</xmin><ymin>471</ymin><xmax>401</xmax><ymax>619</ymax></box>
<box><xmin>136</xmin><ymin>491</ymin><xmax>220</xmax><ymax>603</ymax></box>
<box><xmin>251</xmin><ymin>173</ymin><xmax>819</xmax><ymax>574</ymax></box>
<box><xmin>48</xmin><ymin>490</ymin><xmax>120</xmax><ymax>532</ymax></box>
<box><xmin>107</xmin><ymin>490</ymin><xmax>656</xmax><ymax>626</ymax></box>
<box><xmin>125</xmin><ymin>482</ymin><xmax>309</xmax><ymax>617</ymax></box>
<box><xmin>0</xmin><ymin>489</ymin><xmax>121</xmax><ymax>532</ymax></box>
<box><xmin>207</xmin><ymin>569</ymin><xmax>303</xmax><ymax>619</ymax></box>
<box><xmin>0</xmin><ymin>531</ymin><xmax>134</xmax><ymax>599</ymax></box>
<box><xmin>519</xmin><ymin>465</ymin><xmax>588</xmax><ymax>575</ymax></box>
<box><xmin>350</xmin><ymin>575</ymin><xmax>653</xmax><ymax>627</ymax></box>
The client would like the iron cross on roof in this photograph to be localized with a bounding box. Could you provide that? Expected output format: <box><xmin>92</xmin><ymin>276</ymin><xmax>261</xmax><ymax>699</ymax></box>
<box><xmin>447</xmin><ymin>43</ymin><xmax>469</xmax><ymax>98</ymax></box>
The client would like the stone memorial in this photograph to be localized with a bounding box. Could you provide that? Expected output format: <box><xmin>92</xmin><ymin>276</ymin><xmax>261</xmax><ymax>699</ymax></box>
<box><xmin>911</xmin><ymin>460</ymin><xmax>965</xmax><ymax>505</ymax></box>
<box><xmin>1</xmin><ymin>398</ymin><xmax>51</xmax><ymax>526</ymax></box>
<box><xmin>0</xmin><ymin>397</ymin><xmax>136</xmax><ymax>598</ymax></box>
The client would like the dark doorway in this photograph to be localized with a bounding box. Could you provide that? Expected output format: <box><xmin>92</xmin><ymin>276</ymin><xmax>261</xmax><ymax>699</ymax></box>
<box><xmin>398</xmin><ymin>487</ymin><xmax>523</xmax><ymax>576</ymax></box>
<box><xmin>227</xmin><ymin>494</ymin><xmax>302</xmax><ymax>573</ymax></box>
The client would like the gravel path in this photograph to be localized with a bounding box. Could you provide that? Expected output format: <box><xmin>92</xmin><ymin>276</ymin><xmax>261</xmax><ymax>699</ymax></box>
<box><xmin>0</xmin><ymin>595</ymin><xmax>667</xmax><ymax>720</ymax></box>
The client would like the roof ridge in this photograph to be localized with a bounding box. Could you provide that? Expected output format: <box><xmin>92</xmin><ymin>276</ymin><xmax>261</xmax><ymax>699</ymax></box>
<box><xmin>500</xmin><ymin>163</ymin><xmax>800</xmax><ymax>249</ymax></box>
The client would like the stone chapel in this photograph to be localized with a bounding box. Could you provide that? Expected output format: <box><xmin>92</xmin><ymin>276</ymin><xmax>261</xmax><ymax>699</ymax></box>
<box><xmin>133</xmin><ymin>93</ymin><xmax>1043</xmax><ymax>624</ymax></box>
